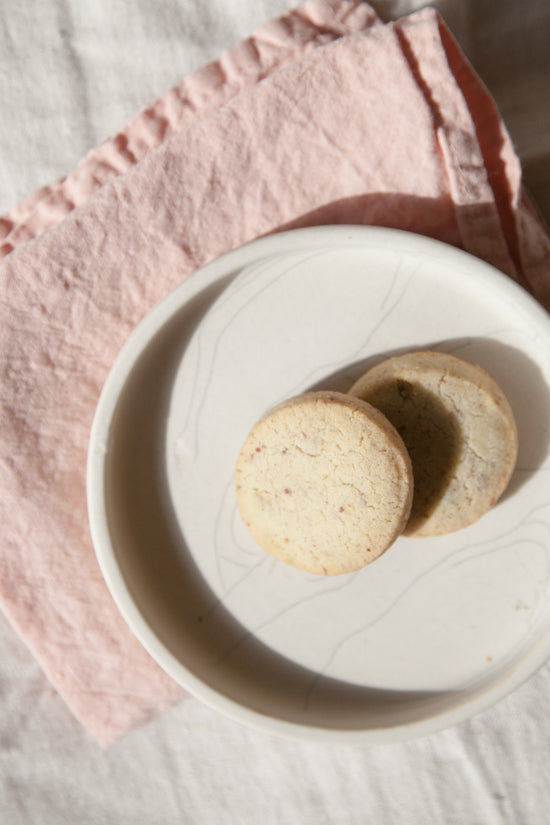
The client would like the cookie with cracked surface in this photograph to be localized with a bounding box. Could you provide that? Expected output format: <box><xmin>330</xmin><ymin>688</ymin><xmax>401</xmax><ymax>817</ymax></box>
<box><xmin>349</xmin><ymin>351</ymin><xmax>518</xmax><ymax>537</ymax></box>
<box><xmin>235</xmin><ymin>391</ymin><xmax>413</xmax><ymax>575</ymax></box>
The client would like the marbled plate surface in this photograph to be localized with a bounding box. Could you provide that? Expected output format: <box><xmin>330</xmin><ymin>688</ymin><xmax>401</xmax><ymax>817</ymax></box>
<box><xmin>90</xmin><ymin>227</ymin><xmax>550</xmax><ymax>742</ymax></box>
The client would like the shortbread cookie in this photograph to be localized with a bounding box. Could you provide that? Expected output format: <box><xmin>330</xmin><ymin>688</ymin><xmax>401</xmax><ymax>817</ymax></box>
<box><xmin>349</xmin><ymin>351</ymin><xmax>518</xmax><ymax>537</ymax></box>
<box><xmin>235</xmin><ymin>391</ymin><xmax>413</xmax><ymax>575</ymax></box>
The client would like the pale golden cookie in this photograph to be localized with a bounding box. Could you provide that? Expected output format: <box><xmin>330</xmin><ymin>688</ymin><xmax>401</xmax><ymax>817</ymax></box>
<box><xmin>235</xmin><ymin>391</ymin><xmax>413</xmax><ymax>575</ymax></box>
<box><xmin>349</xmin><ymin>351</ymin><xmax>518</xmax><ymax>537</ymax></box>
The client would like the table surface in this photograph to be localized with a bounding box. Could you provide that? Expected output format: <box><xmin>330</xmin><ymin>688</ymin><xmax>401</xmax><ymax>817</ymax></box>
<box><xmin>1</xmin><ymin>2</ymin><xmax>549</xmax><ymax>823</ymax></box>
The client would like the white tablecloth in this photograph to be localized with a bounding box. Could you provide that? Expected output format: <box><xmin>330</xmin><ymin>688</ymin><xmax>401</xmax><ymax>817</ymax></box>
<box><xmin>1</xmin><ymin>2</ymin><xmax>549</xmax><ymax>822</ymax></box>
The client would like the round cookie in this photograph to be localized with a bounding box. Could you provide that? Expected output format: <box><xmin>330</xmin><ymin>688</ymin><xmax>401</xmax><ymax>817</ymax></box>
<box><xmin>235</xmin><ymin>391</ymin><xmax>413</xmax><ymax>575</ymax></box>
<box><xmin>349</xmin><ymin>351</ymin><xmax>518</xmax><ymax>537</ymax></box>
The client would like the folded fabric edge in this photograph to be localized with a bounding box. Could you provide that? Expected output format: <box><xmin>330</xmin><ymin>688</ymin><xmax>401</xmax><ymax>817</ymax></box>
<box><xmin>435</xmin><ymin>15</ymin><xmax>523</xmax><ymax>277</ymax></box>
<box><xmin>396</xmin><ymin>7</ymin><xmax>550</xmax><ymax>309</ymax></box>
<box><xmin>439</xmin><ymin>14</ymin><xmax>550</xmax><ymax>309</ymax></box>
<box><xmin>391</xmin><ymin>9</ymin><xmax>516</xmax><ymax>280</ymax></box>
<box><xmin>0</xmin><ymin>0</ymin><xmax>379</xmax><ymax>257</ymax></box>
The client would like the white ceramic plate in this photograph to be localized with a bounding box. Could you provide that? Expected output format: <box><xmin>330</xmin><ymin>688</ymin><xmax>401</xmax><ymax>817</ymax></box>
<box><xmin>88</xmin><ymin>226</ymin><xmax>550</xmax><ymax>744</ymax></box>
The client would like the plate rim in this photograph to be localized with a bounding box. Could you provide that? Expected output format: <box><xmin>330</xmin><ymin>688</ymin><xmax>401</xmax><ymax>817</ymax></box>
<box><xmin>87</xmin><ymin>225</ymin><xmax>550</xmax><ymax>744</ymax></box>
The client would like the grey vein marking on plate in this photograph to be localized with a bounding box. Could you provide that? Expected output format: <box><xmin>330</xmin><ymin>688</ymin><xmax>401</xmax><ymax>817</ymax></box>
<box><xmin>211</xmin><ymin>569</ymin><xmax>362</xmax><ymax>668</ymax></box>
<box><xmin>302</xmin><ymin>507</ymin><xmax>550</xmax><ymax>706</ymax></box>
<box><xmin>178</xmin><ymin>255</ymin><xmax>278</xmax><ymax>445</ymax></box>
<box><xmin>380</xmin><ymin>258</ymin><xmax>402</xmax><ymax>311</ymax></box>
<box><xmin>214</xmin><ymin>478</ymin><xmax>264</xmax><ymax>590</ymax></box>
<box><xmin>198</xmin><ymin>555</ymin><xmax>269</xmax><ymax>624</ymax></box>
<box><xmin>188</xmin><ymin>249</ymin><xmax>337</xmax><ymax>457</ymax></box>
<box><xmin>273</xmin><ymin>255</ymin><xmax>419</xmax><ymax>403</ymax></box>
<box><xmin>447</xmin><ymin>501</ymin><xmax>550</xmax><ymax>576</ymax></box>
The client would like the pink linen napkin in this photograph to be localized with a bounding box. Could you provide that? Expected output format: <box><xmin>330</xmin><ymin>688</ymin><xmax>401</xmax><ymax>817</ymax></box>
<box><xmin>0</xmin><ymin>0</ymin><xmax>377</xmax><ymax>257</ymax></box>
<box><xmin>1</xmin><ymin>0</ymin><xmax>549</xmax><ymax>747</ymax></box>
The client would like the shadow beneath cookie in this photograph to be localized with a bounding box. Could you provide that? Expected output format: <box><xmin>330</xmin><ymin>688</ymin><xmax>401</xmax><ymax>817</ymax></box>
<box><xmin>355</xmin><ymin>377</ymin><xmax>463</xmax><ymax>536</ymax></box>
<box><xmin>306</xmin><ymin>337</ymin><xmax>550</xmax><ymax>506</ymax></box>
